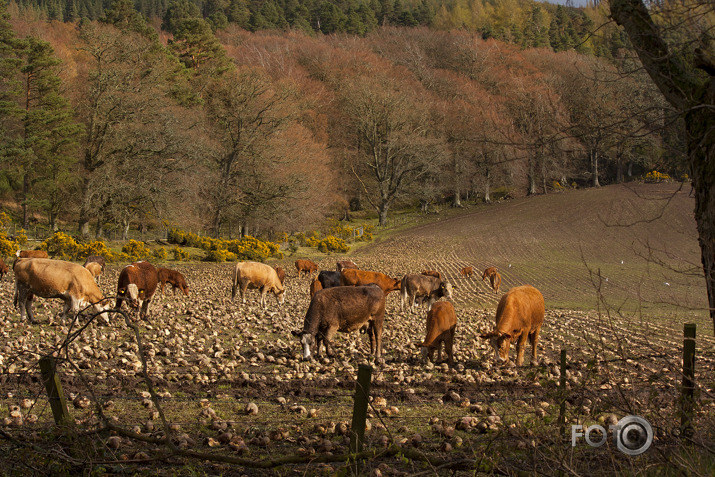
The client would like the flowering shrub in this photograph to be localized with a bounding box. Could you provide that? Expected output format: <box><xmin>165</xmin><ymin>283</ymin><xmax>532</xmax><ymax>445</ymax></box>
<box><xmin>172</xmin><ymin>246</ymin><xmax>189</xmax><ymax>261</ymax></box>
<box><xmin>204</xmin><ymin>249</ymin><xmax>238</xmax><ymax>262</ymax></box>
<box><xmin>0</xmin><ymin>232</ymin><xmax>16</xmax><ymax>257</ymax></box>
<box><xmin>79</xmin><ymin>240</ymin><xmax>116</xmax><ymax>262</ymax></box>
<box><xmin>122</xmin><ymin>240</ymin><xmax>151</xmax><ymax>261</ymax></box>
<box><xmin>167</xmin><ymin>228</ymin><xmax>281</xmax><ymax>261</ymax></box>
<box><xmin>14</xmin><ymin>229</ymin><xmax>28</xmax><ymax>246</ymax></box>
<box><xmin>645</xmin><ymin>170</ymin><xmax>671</xmax><ymax>183</ymax></box>
<box><xmin>316</xmin><ymin>236</ymin><xmax>349</xmax><ymax>253</ymax></box>
<box><xmin>152</xmin><ymin>247</ymin><xmax>168</xmax><ymax>261</ymax></box>
<box><xmin>41</xmin><ymin>232</ymin><xmax>80</xmax><ymax>260</ymax></box>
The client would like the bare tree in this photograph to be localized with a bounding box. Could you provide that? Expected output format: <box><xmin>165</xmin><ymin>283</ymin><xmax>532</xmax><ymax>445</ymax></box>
<box><xmin>610</xmin><ymin>0</ymin><xmax>715</xmax><ymax>333</ymax></box>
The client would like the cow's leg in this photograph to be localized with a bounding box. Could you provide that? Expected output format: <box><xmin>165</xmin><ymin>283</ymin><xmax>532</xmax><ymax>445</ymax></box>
<box><xmin>240</xmin><ymin>281</ymin><xmax>249</xmax><ymax>304</ymax></box>
<box><xmin>322</xmin><ymin>327</ymin><xmax>338</xmax><ymax>357</ymax></box>
<box><xmin>515</xmin><ymin>333</ymin><xmax>528</xmax><ymax>366</ymax></box>
<box><xmin>141</xmin><ymin>298</ymin><xmax>151</xmax><ymax>320</ymax></box>
<box><xmin>259</xmin><ymin>286</ymin><xmax>267</xmax><ymax>308</ymax></box>
<box><xmin>436</xmin><ymin>339</ymin><xmax>443</xmax><ymax>362</ymax></box>
<box><xmin>529</xmin><ymin>328</ymin><xmax>541</xmax><ymax>365</ymax></box>
<box><xmin>371</xmin><ymin>316</ymin><xmax>384</xmax><ymax>358</ymax></box>
<box><xmin>447</xmin><ymin>328</ymin><xmax>455</xmax><ymax>366</ymax></box>
<box><xmin>160</xmin><ymin>282</ymin><xmax>165</xmax><ymax>296</ymax></box>
<box><xmin>16</xmin><ymin>285</ymin><xmax>31</xmax><ymax>323</ymax></box>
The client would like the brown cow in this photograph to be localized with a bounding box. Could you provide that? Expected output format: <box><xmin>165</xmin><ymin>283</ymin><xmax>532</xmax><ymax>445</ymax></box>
<box><xmin>295</xmin><ymin>259</ymin><xmax>318</xmax><ymax>278</ymax></box>
<box><xmin>417</xmin><ymin>301</ymin><xmax>457</xmax><ymax>366</ymax></box>
<box><xmin>116</xmin><ymin>261</ymin><xmax>159</xmax><ymax>320</ymax></box>
<box><xmin>336</xmin><ymin>260</ymin><xmax>358</xmax><ymax>272</ymax></box>
<box><xmin>157</xmin><ymin>268</ymin><xmax>189</xmax><ymax>296</ymax></box>
<box><xmin>460</xmin><ymin>266</ymin><xmax>473</xmax><ymax>278</ymax></box>
<box><xmin>480</xmin><ymin>285</ymin><xmax>544</xmax><ymax>366</ymax></box>
<box><xmin>232</xmin><ymin>261</ymin><xmax>285</xmax><ymax>308</ymax></box>
<box><xmin>482</xmin><ymin>267</ymin><xmax>501</xmax><ymax>294</ymax></box>
<box><xmin>16</xmin><ymin>250</ymin><xmax>49</xmax><ymax>259</ymax></box>
<box><xmin>421</xmin><ymin>270</ymin><xmax>442</xmax><ymax>279</ymax></box>
<box><xmin>0</xmin><ymin>258</ymin><xmax>8</xmax><ymax>280</ymax></box>
<box><xmin>274</xmin><ymin>266</ymin><xmax>286</xmax><ymax>284</ymax></box>
<box><xmin>340</xmin><ymin>269</ymin><xmax>401</xmax><ymax>295</ymax></box>
<box><xmin>309</xmin><ymin>278</ymin><xmax>323</xmax><ymax>297</ymax></box>
<box><xmin>13</xmin><ymin>258</ymin><xmax>111</xmax><ymax>324</ymax></box>
<box><xmin>400</xmin><ymin>274</ymin><xmax>453</xmax><ymax>312</ymax></box>
<box><xmin>292</xmin><ymin>284</ymin><xmax>385</xmax><ymax>359</ymax></box>
<box><xmin>84</xmin><ymin>261</ymin><xmax>103</xmax><ymax>285</ymax></box>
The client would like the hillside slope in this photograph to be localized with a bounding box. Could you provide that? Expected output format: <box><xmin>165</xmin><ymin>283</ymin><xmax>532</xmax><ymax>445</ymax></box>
<box><xmin>356</xmin><ymin>182</ymin><xmax>706</xmax><ymax>321</ymax></box>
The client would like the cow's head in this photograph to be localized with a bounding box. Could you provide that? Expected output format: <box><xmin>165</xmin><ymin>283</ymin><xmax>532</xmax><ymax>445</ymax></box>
<box><xmin>441</xmin><ymin>281</ymin><xmax>454</xmax><ymax>300</ymax></box>
<box><xmin>124</xmin><ymin>284</ymin><xmax>146</xmax><ymax>310</ymax></box>
<box><xmin>291</xmin><ymin>330</ymin><xmax>314</xmax><ymax>359</ymax></box>
<box><xmin>480</xmin><ymin>330</ymin><xmax>512</xmax><ymax>363</ymax></box>
<box><xmin>181</xmin><ymin>284</ymin><xmax>190</xmax><ymax>296</ymax></box>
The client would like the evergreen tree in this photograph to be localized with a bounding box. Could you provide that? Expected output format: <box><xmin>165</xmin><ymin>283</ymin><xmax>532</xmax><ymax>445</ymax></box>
<box><xmin>162</xmin><ymin>0</ymin><xmax>200</xmax><ymax>34</ymax></box>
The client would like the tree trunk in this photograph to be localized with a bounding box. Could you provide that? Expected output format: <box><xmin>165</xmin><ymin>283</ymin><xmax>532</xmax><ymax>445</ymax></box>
<box><xmin>528</xmin><ymin>155</ymin><xmax>537</xmax><ymax>195</ymax></box>
<box><xmin>212</xmin><ymin>210</ymin><xmax>221</xmax><ymax>239</ymax></box>
<box><xmin>484</xmin><ymin>169</ymin><xmax>491</xmax><ymax>203</ymax></box>
<box><xmin>591</xmin><ymin>149</ymin><xmax>601</xmax><ymax>188</ymax></box>
<box><xmin>122</xmin><ymin>219</ymin><xmax>130</xmax><ymax>241</ymax></box>
<box><xmin>94</xmin><ymin>212</ymin><xmax>104</xmax><ymax>239</ymax></box>
<box><xmin>452</xmin><ymin>190</ymin><xmax>462</xmax><ymax>208</ymax></box>
<box><xmin>627</xmin><ymin>161</ymin><xmax>633</xmax><ymax>179</ymax></box>
<box><xmin>616</xmin><ymin>157</ymin><xmax>624</xmax><ymax>184</ymax></box>
<box><xmin>22</xmin><ymin>172</ymin><xmax>29</xmax><ymax>229</ymax></box>
<box><xmin>378</xmin><ymin>203</ymin><xmax>389</xmax><ymax>227</ymax></box>
<box><xmin>78</xmin><ymin>177</ymin><xmax>92</xmax><ymax>238</ymax></box>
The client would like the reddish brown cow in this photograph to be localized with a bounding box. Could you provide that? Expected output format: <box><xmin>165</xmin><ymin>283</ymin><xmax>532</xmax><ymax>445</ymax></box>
<box><xmin>0</xmin><ymin>258</ymin><xmax>8</xmax><ymax>280</ymax></box>
<box><xmin>482</xmin><ymin>267</ymin><xmax>501</xmax><ymax>294</ymax></box>
<box><xmin>309</xmin><ymin>278</ymin><xmax>323</xmax><ymax>297</ymax></box>
<box><xmin>480</xmin><ymin>285</ymin><xmax>544</xmax><ymax>366</ymax></box>
<box><xmin>116</xmin><ymin>261</ymin><xmax>159</xmax><ymax>320</ymax></box>
<box><xmin>336</xmin><ymin>260</ymin><xmax>358</xmax><ymax>272</ymax></box>
<box><xmin>417</xmin><ymin>301</ymin><xmax>457</xmax><ymax>366</ymax></box>
<box><xmin>460</xmin><ymin>266</ymin><xmax>473</xmax><ymax>278</ymax></box>
<box><xmin>292</xmin><ymin>284</ymin><xmax>385</xmax><ymax>359</ymax></box>
<box><xmin>295</xmin><ymin>259</ymin><xmax>318</xmax><ymax>278</ymax></box>
<box><xmin>421</xmin><ymin>270</ymin><xmax>442</xmax><ymax>279</ymax></box>
<box><xmin>157</xmin><ymin>268</ymin><xmax>189</xmax><ymax>296</ymax></box>
<box><xmin>340</xmin><ymin>269</ymin><xmax>401</xmax><ymax>295</ymax></box>
<box><xmin>16</xmin><ymin>250</ymin><xmax>49</xmax><ymax>259</ymax></box>
<box><xmin>274</xmin><ymin>266</ymin><xmax>286</xmax><ymax>284</ymax></box>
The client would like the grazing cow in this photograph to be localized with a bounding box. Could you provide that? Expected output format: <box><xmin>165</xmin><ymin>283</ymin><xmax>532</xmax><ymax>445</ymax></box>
<box><xmin>274</xmin><ymin>266</ymin><xmax>286</xmax><ymax>285</ymax></box>
<box><xmin>417</xmin><ymin>301</ymin><xmax>457</xmax><ymax>366</ymax></box>
<box><xmin>480</xmin><ymin>285</ymin><xmax>544</xmax><ymax>366</ymax></box>
<box><xmin>0</xmin><ymin>258</ymin><xmax>8</xmax><ymax>280</ymax></box>
<box><xmin>421</xmin><ymin>270</ymin><xmax>442</xmax><ymax>280</ymax></box>
<box><xmin>13</xmin><ymin>258</ymin><xmax>111</xmax><ymax>324</ymax></box>
<box><xmin>340</xmin><ymin>269</ymin><xmax>401</xmax><ymax>295</ymax></box>
<box><xmin>83</xmin><ymin>255</ymin><xmax>106</xmax><ymax>271</ymax></box>
<box><xmin>292</xmin><ymin>284</ymin><xmax>385</xmax><ymax>359</ymax></box>
<box><xmin>400</xmin><ymin>274</ymin><xmax>454</xmax><ymax>311</ymax></box>
<box><xmin>84</xmin><ymin>261</ymin><xmax>103</xmax><ymax>285</ymax></box>
<box><xmin>116</xmin><ymin>261</ymin><xmax>159</xmax><ymax>320</ymax></box>
<box><xmin>482</xmin><ymin>267</ymin><xmax>501</xmax><ymax>294</ymax></box>
<box><xmin>157</xmin><ymin>268</ymin><xmax>189</xmax><ymax>296</ymax></box>
<box><xmin>460</xmin><ymin>266</ymin><xmax>473</xmax><ymax>278</ymax></box>
<box><xmin>16</xmin><ymin>250</ymin><xmax>49</xmax><ymax>259</ymax></box>
<box><xmin>336</xmin><ymin>260</ymin><xmax>358</xmax><ymax>272</ymax></box>
<box><xmin>232</xmin><ymin>261</ymin><xmax>285</xmax><ymax>308</ymax></box>
<box><xmin>295</xmin><ymin>259</ymin><xmax>318</xmax><ymax>278</ymax></box>
<box><xmin>310</xmin><ymin>278</ymin><xmax>323</xmax><ymax>297</ymax></box>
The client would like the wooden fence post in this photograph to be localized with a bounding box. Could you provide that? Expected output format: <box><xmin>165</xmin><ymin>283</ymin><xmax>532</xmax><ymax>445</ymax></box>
<box><xmin>39</xmin><ymin>356</ymin><xmax>70</xmax><ymax>425</ymax></box>
<box><xmin>350</xmin><ymin>364</ymin><xmax>373</xmax><ymax>455</ymax></box>
<box><xmin>558</xmin><ymin>349</ymin><xmax>567</xmax><ymax>437</ymax></box>
<box><xmin>681</xmin><ymin>323</ymin><xmax>696</xmax><ymax>438</ymax></box>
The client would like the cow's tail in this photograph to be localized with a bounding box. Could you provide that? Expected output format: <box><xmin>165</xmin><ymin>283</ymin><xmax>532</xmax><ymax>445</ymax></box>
<box><xmin>231</xmin><ymin>266</ymin><xmax>239</xmax><ymax>302</ymax></box>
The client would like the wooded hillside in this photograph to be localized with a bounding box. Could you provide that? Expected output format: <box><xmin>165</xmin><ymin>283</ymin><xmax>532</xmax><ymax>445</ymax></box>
<box><xmin>0</xmin><ymin>0</ymin><xmax>680</xmax><ymax>240</ymax></box>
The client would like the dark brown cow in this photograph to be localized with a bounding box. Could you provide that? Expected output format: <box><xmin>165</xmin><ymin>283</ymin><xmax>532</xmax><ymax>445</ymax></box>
<box><xmin>0</xmin><ymin>258</ymin><xmax>8</xmax><ymax>280</ymax></box>
<box><xmin>292</xmin><ymin>284</ymin><xmax>385</xmax><ymax>359</ymax></box>
<box><xmin>421</xmin><ymin>270</ymin><xmax>442</xmax><ymax>279</ymax></box>
<box><xmin>83</xmin><ymin>255</ymin><xmax>106</xmax><ymax>271</ymax></box>
<box><xmin>157</xmin><ymin>268</ymin><xmax>189</xmax><ymax>296</ymax></box>
<box><xmin>482</xmin><ymin>267</ymin><xmax>501</xmax><ymax>294</ymax></box>
<box><xmin>116</xmin><ymin>261</ymin><xmax>159</xmax><ymax>319</ymax></box>
<box><xmin>480</xmin><ymin>285</ymin><xmax>544</xmax><ymax>366</ymax></box>
<box><xmin>274</xmin><ymin>266</ymin><xmax>286</xmax><ymax>284</ymax></box>
<box><xmin>336</xmin><ymin>260</ymin><xmax>358</xmax><ymax>272</ymax></box>
<box><xmin>295</xmin><ymin>259</ymin><xmax>318</xmax><ymax>278</ymax></box>
<box><xmin>400</xmin><ymin>274</ymin><xmax>453</xmax><ymax>312</ymax></box>
<box><xmin>318</xmin><ymin>270</ymin><xmax>341</xmax><ymax>289</ymax></box>
<box><xmin>417</xmin><ymin>301</ymin><xmax>457</xmax><ymax>366</ymax></box>
<box><xmin>460</xmin><ymin>266</ymin><xmax>473</xmax><ymax>278</ymax></box>
<box><xmin>339</xmin><ymin>269</ymin><xmax>401</xmax><ymax>295</ymax></box>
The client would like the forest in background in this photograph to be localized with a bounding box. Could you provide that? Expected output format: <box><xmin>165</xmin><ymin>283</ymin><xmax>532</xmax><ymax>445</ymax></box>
<box><xmin>0</xmin><ymin>0</ymin><xmax>683</xmax><ymax>241</ymax></box>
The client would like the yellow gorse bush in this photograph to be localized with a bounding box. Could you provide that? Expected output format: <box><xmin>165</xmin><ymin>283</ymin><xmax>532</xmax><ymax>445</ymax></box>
<box><xmin>645</xmin><ymin>170</ymin><xmax>671</xmax><ymax>183</ymax></box>
<box><xmin>122</xmin><ymin>240</ymin><xmax>152</xmax><ymax>261</ymax></box>
<box><xmin>168</xmin><ymin>228</ymin><xmax>281</xmax><ymax>262</ymax></box>
<box><xmin>41</xmin><ymin>232</ymin><xmax>118</xmax><ymax>261</ymax></box>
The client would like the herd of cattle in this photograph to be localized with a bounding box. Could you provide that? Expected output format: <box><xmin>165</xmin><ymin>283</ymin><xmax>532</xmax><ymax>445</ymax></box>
<box><xmin>1</xmin><ymin>252</ymin><xmax>545</xmax><ymax>367</ymax></box>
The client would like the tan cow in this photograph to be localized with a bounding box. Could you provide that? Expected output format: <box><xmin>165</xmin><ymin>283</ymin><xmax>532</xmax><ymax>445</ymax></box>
<box><xmin>232</xmin><ymin>261</ymin><xmax>285</xmax><ymax>308</ymax></box>
<box><xmin>482</xmin><ymin>267</ymin><xmax>501</xmax><ymax>294</ymax></box>
<box><xmin>480</xmin><ymin>285</ymin><xmax>544</xmax><ymax>366</ymax></box>
<box><xmin>13</xmin><ymin>258</ymin><xmax>111</xmax><ymax>324</ymax></box>
<box><xmin>421</xmin><ymin>270</ymin><xmax>442</xmax><ymax>279</ymax></box>
<box><xmin>84</xmin><ymin>261</ymin><xmax>103</xmax><ymax>285</ymax></box>
<box><xmin>417</xmin><ymin>301</ymin><xmax>457</xmax><ymax>366</ymax></box>
<box><xmin>336</xmin><ymin>260</ymin><xmax>358</xmax><ymax>272</ymax></box>
<box><xmin>16</xmin><ymin>250</ymin><xmax>49</xmax><ymax>259</ymax></box>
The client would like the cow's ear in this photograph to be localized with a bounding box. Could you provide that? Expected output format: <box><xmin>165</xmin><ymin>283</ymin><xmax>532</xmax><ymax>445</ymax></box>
<box><xmin>118</xmin><ymin>288</ymin><xmax>125</xmax><ymax>296</ymax></box>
